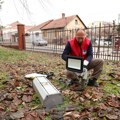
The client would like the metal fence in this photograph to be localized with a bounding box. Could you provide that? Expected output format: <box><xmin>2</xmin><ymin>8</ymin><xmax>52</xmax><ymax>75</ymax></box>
<box><xmin>0</xmin><ymin>32</ymin><xmax>18</xmax><ymax>49</ymax></box>
<box><xmin>0</xmin><ymin>25</ymin><xmax>120</xmax><ymax>61</ymax></box>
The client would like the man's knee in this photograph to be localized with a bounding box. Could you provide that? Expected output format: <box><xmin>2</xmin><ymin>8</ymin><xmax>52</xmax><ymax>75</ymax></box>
<box><xmin>66</xmin><ymin>70</ymin><xmax>75</xmax><ymax>79</ymax></box>
<box><xmin>96</xmin><ymin>59</ymin><xmax>104</xmax><ymax>71</ymax></box>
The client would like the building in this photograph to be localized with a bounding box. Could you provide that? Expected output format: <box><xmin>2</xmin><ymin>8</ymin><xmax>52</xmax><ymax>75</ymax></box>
<box><xmin>28</xmin><ymin>20</ymin><xmax>53</xmax><ymax>42</ymax></box>
<box><xmin>41</xmin><ymin>13</ymin><xmax>87</xmax><ymax>44</ymax></box>
<box><xmin>2</xmin><ymin>21</ymin><xmax>33</xmax><ymax>43</ymax></box>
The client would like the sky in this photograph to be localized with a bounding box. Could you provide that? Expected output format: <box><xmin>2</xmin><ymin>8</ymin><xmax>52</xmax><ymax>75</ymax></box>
<box><xmin>0</xmin><ymin>0</ymin><xmax>120</xmax><ymax>26</ymax></box>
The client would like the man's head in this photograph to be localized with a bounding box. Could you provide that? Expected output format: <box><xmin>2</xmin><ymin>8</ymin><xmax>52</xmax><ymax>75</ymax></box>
<box><xmin>75</xmin><ymin>29</ymin><xmax>86</xmax><ymax>44</ymax></box>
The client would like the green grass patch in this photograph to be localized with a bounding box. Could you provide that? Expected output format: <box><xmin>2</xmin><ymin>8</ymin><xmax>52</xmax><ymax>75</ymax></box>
<box><xmin>30</xmin><ymin>93</ymin><xmax>41</xmax><ymax>108</ymax></box>
<box><xmin>0</xmin><ymin>72</ymin><xmax>8</xmax><ymax>89</ymax></box>
<box><xmin>17</xmin><ymin>104</ymin><xmax>24</xmax><ymax>109</ymax></box>
<box><xmin>103</xmin><ymin>81</ymin><xmax>120</xmax><ymax>96</ymax></box>
<box><xmin>0</xmin><ymin>47</ymin><xmax>30</xmax><ymax>63</ymax></box>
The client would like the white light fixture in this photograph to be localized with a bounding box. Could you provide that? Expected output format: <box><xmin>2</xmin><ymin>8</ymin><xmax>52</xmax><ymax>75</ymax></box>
<box><xmin>33</xmin><ymin>76</ymin><xmax>63</xmax><ymax>109</ymax></box>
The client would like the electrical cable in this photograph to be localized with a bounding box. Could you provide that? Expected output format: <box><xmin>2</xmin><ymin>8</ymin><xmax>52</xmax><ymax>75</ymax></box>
<box><xmin>13</xmin><ymin>0</ymin><xmax>23</xmax><ymax>21</ymax></box>
<box><xmin>17</xmin><ymin>0</ymin><xmax>34</xmax><ymax>25</ymax></box>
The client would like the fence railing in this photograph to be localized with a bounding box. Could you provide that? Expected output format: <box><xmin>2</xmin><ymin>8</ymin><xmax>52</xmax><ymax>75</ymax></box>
<box><xmin>0</xmin><ymin>25</ymin><xmax>120</xmax><ymax>61</ymax></box>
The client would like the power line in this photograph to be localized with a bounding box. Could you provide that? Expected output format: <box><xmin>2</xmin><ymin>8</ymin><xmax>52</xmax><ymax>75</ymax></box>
<box><xmin>18</xmin><ymin>0</ymin><xmax>31</xmax><ymax>14</ymax></box>
<box><xmin>2</xmin><ymin>0</ymin><xmax>52</xmax><ymax>25</ymax></box>
<box><xmin>17</xmin><ymin>0</ymin><xmax>34</xmax><ymax>25</ymax></box>
<box><xmin>17</xmin><ymin>0</ymin><xmax>52</xmax><ymax>24</ymax></box>
<box><xmin>37</xmin><ymin>0</ymin><xmax>52</xmax><ymax>13</ymax></box>
<box><xmin>13</xmin><ymin>0</ymin><xmax>23</xmax><ymax>21</ymax></box>
<box><xmin>37</xmin><ymin>0</ymin><xmax>47</xmax><ymax>9</ymax></box>
<box><xmin>23</xmin><ymin>0</ymin><xmax>34</xmax><ymax>25</ymax></box>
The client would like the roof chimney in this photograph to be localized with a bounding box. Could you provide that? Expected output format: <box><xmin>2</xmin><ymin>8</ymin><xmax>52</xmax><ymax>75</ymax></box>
<box><xmin>62</xmin><ymin>13</ymin><xmax>65</xmax><ymax>18</ymax></box>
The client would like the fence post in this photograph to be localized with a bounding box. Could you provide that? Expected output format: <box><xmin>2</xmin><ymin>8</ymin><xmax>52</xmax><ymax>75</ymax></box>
<box><xmin>97</xmin><ymin>23</ymin><xmax>101</xmax><ymax>57</ymax></box>
<box><xmin>17</xmin><ymin>24</ymin><xmax>25</xmax><ymax>50</ymax></box>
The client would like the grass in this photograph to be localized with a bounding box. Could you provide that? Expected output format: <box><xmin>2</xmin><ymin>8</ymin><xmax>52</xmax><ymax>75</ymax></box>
<box><xmin>32</xmin><ymin>93</ymin><xmax>41</xmax><ymax>106</ymax></box>
<box><xmin>0</xmin><ymin>72</ymin><xmax>8</xmax><ymax>89</ymax></box>
<box><xmin>0</xmin><ymin>46</ymin><xmax>119</xmax><ymax>119</ymax></box>
<box><xmin>0</xmin><ymin>47</ymin><xmax>29</xmax><ymax>63</ymax></box>
<box><xmin>103</xmin><ymin>81</ymin><xmax>120</xmax><ymax>96</ymax></box>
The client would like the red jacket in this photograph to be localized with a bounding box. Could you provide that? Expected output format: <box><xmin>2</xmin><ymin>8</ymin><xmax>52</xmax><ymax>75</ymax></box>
<box><xmin>69</xmin><ymin>37</ymin><xmax>90</xmax><ymax>60</ymax></box>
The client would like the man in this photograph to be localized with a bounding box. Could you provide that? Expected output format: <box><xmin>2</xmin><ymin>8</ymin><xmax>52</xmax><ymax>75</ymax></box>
<box><xmin>62</xmin><ymin>29</ymin><xmax>104</xmax><ymax>87</ymax></box>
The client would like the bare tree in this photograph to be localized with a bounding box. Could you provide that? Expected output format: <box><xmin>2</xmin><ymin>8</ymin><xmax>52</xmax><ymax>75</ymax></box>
<box><xmin>0</xmin><ymin>0</ymin><xmax>4</xmax><ymax>10</ymax></box>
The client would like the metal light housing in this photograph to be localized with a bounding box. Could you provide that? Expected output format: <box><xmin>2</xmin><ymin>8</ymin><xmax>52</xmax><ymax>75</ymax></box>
<box><xmin>66</xmin><ymin>56</ymin><xmax>83</xmax><ymax>73</ymax></box>
<box><xmin>33</xmin><ymin>76</ymin><xmax>63</xmax><ymax>109</ymax></box>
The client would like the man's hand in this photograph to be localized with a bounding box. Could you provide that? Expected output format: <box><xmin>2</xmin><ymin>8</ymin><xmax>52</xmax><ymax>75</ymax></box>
<box><xmin>83</xmin><ymin>60</ymin><xmax>89</xmax><ymax>68</ymax></box>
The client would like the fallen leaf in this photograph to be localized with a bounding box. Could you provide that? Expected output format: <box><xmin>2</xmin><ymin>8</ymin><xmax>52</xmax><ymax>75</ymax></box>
<box><xmin>22</xmin><ymin>95</ymin><xmax>32</xmax><ymax>103</ymax></box>
<box><xmin>0</xmin><ymin>105</ymin><xmax>5</xmax><ymax>111</ymax></box>
<box><xmin>84</xmin><ymin>92</ymin><xmax>92</xmax><ymax>99</ymax></box>
<box><xmin>98</xmin><ymin>103</ymin><xmax>107</xmax><ymax>110</ymax></box>
<box><xmin>107</xmin><ymin>96</ymin><xmax>119</xmax><ymax>107</ymax></box>
<box><xmin>13</xmin><ymin>97</ymin><xmax>22</xmax><ymax>106</ymax></box>
<box><xmin>24</xmin><ymin>113</ymin><xmax>35</xmax><ymax>120</ymax></box>
<box><xmin>10</xmin><ymin>111</ymin><xmax>24</xmax><ymax>119</ymax></box>
<box><xmin>98</xmin><ymin>109</ymin><xmax>107</xmax><ymax>117</ymax></box>
<box><xmin>9</xmin><ymin>103</ymin><xmax>17</xmax><ymax>112</ymax></box>
<box><xmin>106</xmin><ymin>114</ymin><xmax>118</xmax><ymax>120</ymax></box>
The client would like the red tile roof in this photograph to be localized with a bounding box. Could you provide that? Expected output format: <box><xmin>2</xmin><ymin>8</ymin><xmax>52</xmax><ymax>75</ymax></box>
<box><xmin>3</xmin><ymin>21</ymin><xmax>33</xmax><ymax>31</ymax></box>
<box><xmin>25</xmin><ymin>26</ymin><xmax>34</xmax><ymax>31</ymax></box>
<box><xmin>9</xmin><ymin>21</ymin><xmax>22</xmax><ymax>27</ymax></box>
<box><xmin>3</xmin><ymin>21</ymin><xmax>22</xmax><ymax>30</ymax></box>
<box><xmin>41</xmin><ymin>15</ymin><xmax>87</xmax><ymax>30</ymax></box>
<box><xmin>28</xmin><ymin>20</ymin><xmax>53</xmax><ymax>31</ymax></box>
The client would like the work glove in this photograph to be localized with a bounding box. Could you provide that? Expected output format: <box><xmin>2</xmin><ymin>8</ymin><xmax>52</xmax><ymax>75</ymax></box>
<box><xmin>83</xmin><ymin>60</ymin><xmax>89</xmax><ymax>68</ymax></box>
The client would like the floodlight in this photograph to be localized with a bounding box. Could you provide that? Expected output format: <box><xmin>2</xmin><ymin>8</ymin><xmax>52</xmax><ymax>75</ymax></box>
<box><xmin>66</xmin><ymin>56</ymin><xmax>83</xmax><ymax>73</ymax></box>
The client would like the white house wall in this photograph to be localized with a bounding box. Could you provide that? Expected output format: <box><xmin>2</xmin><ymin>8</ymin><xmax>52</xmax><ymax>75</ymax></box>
<box><xmin>65</xmin><ymin>17</ymin><xmax>85</xmax><ymax>30</ymax></box>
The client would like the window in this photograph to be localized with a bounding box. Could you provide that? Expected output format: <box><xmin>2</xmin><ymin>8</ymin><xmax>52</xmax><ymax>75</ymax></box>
<box><xmin>35</xmin><ymin>32</ymin><xmax>39</xmax><ymax>36</ymax></box>
<box><xmin>75</xmin><ymin>20</ymin><xmax>78</xmax><ymax>25</ymax></box>
<box><xmin>43</xmin><ymin>31</ymin><xmax>47</xmax><ymax>37</ymax></box>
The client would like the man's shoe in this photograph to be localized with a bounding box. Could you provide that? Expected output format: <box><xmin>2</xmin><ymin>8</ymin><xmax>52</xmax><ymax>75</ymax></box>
<box><xmin>87</xmin><ymin>79</ymin><xmax>94</xmax><ymax>86</ymax></box>
<box><xmin>87</xmin><ymin>79</ymin><xmax>99</xmax><ymax>87</ymax></box>
<box><xmin>68</xmin><ymin>79</ymin><xmax>79</xmax><ymax>85</ymax></box>
<box><xmin>93</xmin><ymin>81</ymin><xmax>99</xmax><ymax>87</ymax></box>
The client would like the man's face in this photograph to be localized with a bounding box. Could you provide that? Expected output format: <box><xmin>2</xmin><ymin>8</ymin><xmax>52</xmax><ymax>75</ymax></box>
<box><xmin>76</xmin><ymin>31</ymin><xmax>85</xmax><ymax>44</ymax></box>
